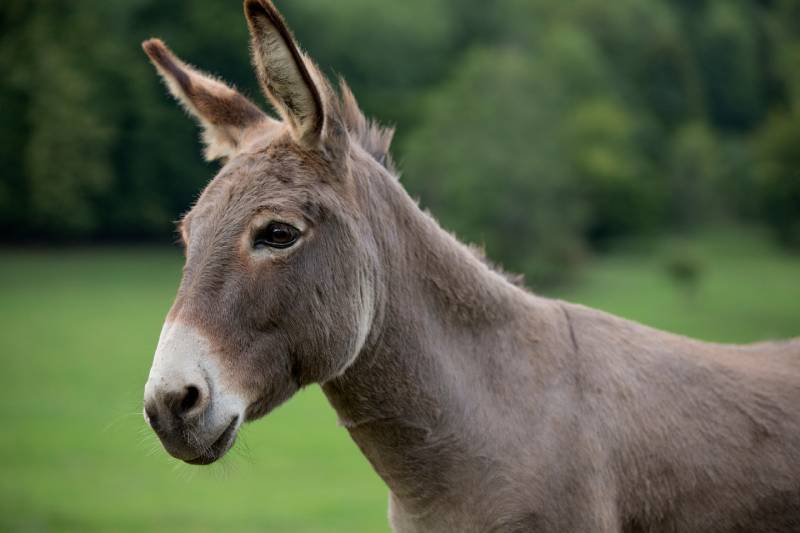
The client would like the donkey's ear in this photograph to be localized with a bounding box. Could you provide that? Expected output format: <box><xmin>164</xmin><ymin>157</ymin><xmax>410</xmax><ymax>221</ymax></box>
<box><xmin>244</xmin><ymin>0</ymin><xmax>326</xmax><ymax>148</ymax></box>
<box><xmin>142</xmin><ymin>38</ymin><xmax>268</xmax><ymax>161</ymax></box>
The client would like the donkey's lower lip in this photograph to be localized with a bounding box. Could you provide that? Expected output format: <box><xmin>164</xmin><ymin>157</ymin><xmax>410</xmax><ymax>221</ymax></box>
<box><xmin>185</xmin><ymin>416</ymin><xmax>239</xmax><ymax>465</ymax></box>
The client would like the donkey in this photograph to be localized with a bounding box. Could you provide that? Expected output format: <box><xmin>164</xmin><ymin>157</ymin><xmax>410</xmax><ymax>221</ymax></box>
<box><xmin>142</xmin><ymin>1</ymin><xmax>800</xmax><ymax>531</ymax></box>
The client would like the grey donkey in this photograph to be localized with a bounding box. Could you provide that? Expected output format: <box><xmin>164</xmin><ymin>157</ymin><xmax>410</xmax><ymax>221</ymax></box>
<box><xmin>141</xmin><ymin>1</ymin><xmax>800</xmax><ymax>531</ymax></box>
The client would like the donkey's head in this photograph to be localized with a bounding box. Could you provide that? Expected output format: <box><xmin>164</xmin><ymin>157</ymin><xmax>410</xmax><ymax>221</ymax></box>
<box><xmin>142</xmin><ymin>0</ymin><xmax>387</xmax><ymax>464</ymax></box>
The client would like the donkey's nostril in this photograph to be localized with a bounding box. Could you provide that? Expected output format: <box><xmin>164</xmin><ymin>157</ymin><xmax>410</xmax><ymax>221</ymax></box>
<box><xmin>161</xmin><ymin>384</ymin><xmax>205</xmax><ymax>420</ymax></box>
<box><xmin>181</xmin><ymin>385</ymin><xmax>200</xmax><ymax>413</ymax></box>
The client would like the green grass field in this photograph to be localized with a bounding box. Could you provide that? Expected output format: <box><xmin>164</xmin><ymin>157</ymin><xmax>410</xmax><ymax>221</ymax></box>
<box><xmin>1</xmin><ymin>228</ymin><xmax>798</xmax><ymax>532</ymax></box>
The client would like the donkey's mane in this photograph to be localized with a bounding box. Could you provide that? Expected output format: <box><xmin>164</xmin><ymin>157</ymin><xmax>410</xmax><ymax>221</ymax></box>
<box><xmin>337</xmin><ymin>80</ymin><xmax>396</xmax><ymax>174</ymax></box>
<box><xmin>464</xmin><ymin>242</ymin><xmax>526</xmax><ymax>287</ymax></box>
<box><xmin>334</xmin><ymin>72</ymin><xmax>523</xmax><ymax>287</ymax></box>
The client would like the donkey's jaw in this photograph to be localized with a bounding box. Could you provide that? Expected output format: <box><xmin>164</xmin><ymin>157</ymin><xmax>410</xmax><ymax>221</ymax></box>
<box><xmin>143</xmin><ymin>321</ymin><xmax>248</xmax><ymax>464</ymax></box>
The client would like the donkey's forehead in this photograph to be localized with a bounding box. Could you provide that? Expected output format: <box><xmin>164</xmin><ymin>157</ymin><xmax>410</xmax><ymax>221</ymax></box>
<box><xmin>188</xmin><ymin>139</ymin><xmax>339</xmax><ymax>225</ymax></box>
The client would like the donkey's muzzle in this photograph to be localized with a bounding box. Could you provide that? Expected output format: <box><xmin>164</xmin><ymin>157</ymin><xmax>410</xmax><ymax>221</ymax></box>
<box><xmin>144</xmin><ymin>321</ymin><xmax>245</xmax><ymax>464</ymax></box>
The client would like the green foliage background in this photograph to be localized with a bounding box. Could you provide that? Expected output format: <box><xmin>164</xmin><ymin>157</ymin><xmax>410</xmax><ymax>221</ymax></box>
<box><xmin>1</xmin><ymin>0</ymin><xmax>799</xmax><ymax>284</ymax></box>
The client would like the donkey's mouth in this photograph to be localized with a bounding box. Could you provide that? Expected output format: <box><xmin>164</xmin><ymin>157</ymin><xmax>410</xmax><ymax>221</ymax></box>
<box><xmin>185</xmin><ymin>416</ymin><xmax>239</xmax><ymax>465</ymax></box>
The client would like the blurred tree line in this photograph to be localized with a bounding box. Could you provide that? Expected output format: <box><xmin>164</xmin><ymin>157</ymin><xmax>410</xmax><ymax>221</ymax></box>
<box><xmin>1</xmin><ymin>0</ymin><xmax>798</xmax><ymax>283</ymax></box>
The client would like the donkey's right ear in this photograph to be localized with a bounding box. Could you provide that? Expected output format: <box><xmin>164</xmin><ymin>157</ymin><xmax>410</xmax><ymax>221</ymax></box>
<box><xmin>142</xmin><ymin>39</ymin><xmax>268</xmax><ymax>161</ymax></box>
<box><xmin>244</xmin><ymin>0</ymin><xmax>329</xmax><ymax>148</ymax></box>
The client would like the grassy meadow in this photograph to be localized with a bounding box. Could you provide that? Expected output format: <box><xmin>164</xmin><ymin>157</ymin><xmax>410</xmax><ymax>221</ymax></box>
<box><xmin>0</xmin><ymin>228</ymin><xmax>798</xmax><ymax>532</ymax></box>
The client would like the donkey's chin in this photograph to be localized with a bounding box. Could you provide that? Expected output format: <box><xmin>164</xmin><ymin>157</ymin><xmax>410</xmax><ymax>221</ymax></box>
<box><xmin>183</xmin><ymin>416</ymin><xmax>240</xmax><ymax>465</ymax></box>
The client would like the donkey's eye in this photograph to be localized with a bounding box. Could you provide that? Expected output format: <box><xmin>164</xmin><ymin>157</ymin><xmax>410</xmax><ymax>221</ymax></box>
<box><xmin>253</xmin><ymin>222</ymin><xmax>301</xmax><ymax>250</ymax></box>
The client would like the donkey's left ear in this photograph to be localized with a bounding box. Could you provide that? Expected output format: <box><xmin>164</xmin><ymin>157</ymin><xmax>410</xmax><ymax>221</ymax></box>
<box><xmin>142</xmin><ymin>38</ymin><xmax>268</xmax><ymax>161</ymax></box>
<box><xmin>245</xmin><ymin>0</ymin><xmax>333</xmax><ymax>149</ymax></box>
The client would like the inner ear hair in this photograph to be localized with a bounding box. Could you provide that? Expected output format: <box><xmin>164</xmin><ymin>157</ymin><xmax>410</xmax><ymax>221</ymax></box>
<box><xmin>244</xmin><ymin>0</ymin><xmax>324</xmax><ymax>146</ymax></box>
<box><xmin>142</xmin><ymin>38</ymin><xmax>267</xmax><ymax>161</ymax></box>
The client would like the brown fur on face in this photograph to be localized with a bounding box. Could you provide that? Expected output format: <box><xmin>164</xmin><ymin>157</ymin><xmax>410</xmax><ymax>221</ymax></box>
<box><xmin>144</xmin><ymin>2</ymin><xmax>800</xmax><ymax>532</ymax></box>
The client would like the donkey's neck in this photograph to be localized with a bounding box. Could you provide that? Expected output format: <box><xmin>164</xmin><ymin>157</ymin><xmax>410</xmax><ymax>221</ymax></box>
<box><xmin>322</xmin><ymin>155</ymin><xmax>565</xmax><ymax>515</ymax></box>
